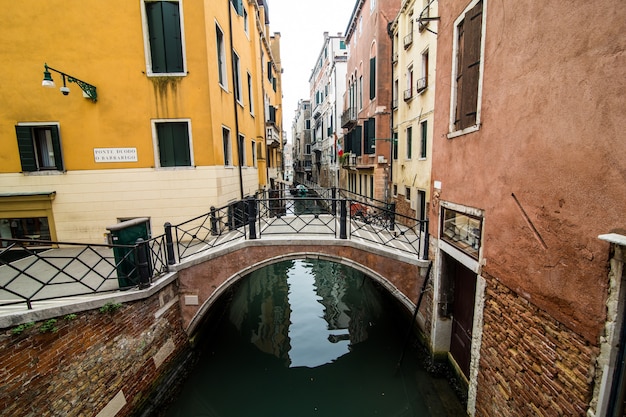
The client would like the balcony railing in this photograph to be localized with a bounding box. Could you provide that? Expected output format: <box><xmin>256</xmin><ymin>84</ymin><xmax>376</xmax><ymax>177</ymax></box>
<box><xmin>416</xmin><ymin>77</ymin><xmax>427</xmax><ymax>94</ymax></box>
<box><xmin>403</xmin><ymin>32</ymin><xmax>413</xmax><ymax>49</ymax></box>
<box><xmin>341</xmin><ymin>106</ymin><xmax>358</xmax><ymax>129</ymax></box>
<box><xmin>403</xmin><ymin>88</ymin><xmax>413</xmax><ymax>101</ymax></box>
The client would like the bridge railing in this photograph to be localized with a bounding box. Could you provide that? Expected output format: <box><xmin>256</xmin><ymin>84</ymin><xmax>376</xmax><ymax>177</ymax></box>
<box><xmin>168</xmin><ymin>200</ymin><xmax>248</xmax><ymax>262</ymax></box>
<box><xmin>0</xmin><ymin>234</ymin><xmax>168</xmax><ymax>310</ymax></box>
<box><xmin>0</xmin><ymin>188</ymin><xmax>428</xmax><ymax>309</ymax></box>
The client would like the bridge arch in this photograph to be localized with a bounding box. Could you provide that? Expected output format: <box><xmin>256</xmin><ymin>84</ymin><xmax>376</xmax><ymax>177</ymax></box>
<box><xmin>173</xmin><ymin>238</ymin><xmax>429</xmax><ymax>337</ymax></box>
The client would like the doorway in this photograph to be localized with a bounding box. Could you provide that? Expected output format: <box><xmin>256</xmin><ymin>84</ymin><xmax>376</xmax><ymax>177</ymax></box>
<box><xmin>443</xmin><ymin>252</ymin><xmax>477</xmax><ymax>379</ymax></box>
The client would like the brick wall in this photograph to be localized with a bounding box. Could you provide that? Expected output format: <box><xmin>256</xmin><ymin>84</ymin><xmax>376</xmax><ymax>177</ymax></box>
<box><xmin>0</xmin><ymin>283</ymin><xmax>190</xmax><ymax>417</ymax></box>
<box><xmin>475</xmin><ymin>273</ymin><xmax>598</xmax><ymax>416</ymax></box>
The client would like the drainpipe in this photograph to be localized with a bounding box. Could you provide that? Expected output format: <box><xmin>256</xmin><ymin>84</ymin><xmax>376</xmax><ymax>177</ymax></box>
<box><xmin>387</xmin><ymin>21</ymin><xmax>395</xmax><ymax>205</ymax></box>
<box><xmin>228</xmin><ymin>1</ymin><xmax>245</xmax><ymax>200</ymax></box>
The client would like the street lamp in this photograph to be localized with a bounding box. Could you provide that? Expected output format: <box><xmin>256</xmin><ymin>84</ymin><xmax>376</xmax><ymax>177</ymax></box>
<box><xmin>41</xmin><ymin>63</ymin><xmax>97</xmax><ymax>102</ymax></box>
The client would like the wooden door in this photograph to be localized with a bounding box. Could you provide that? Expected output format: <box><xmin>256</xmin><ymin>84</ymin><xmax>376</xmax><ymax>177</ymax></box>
<box><xmin>449</xmin><ymin>260</ymin><xmax>477</xmax><ymax>379</ymax></box>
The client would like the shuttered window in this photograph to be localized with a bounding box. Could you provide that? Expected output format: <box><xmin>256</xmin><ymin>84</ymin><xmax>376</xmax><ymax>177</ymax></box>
<box><xmin>454</xmin><ymin>1</ymin><xmax>483</xmax><ymax>131</ymax></box>
<box><xmin>369</xmin><ymin>57</ymin><xmax>376</xmax><ymax>100</ymax></box>
<box><xmin>364</xmin><ymin>118</ymin><xmax>375</xmax><ymax>155</ymax></box>
<box><xmin>15</xmin><ymin>125</ymin><xmax>64</xmax><ymax>172</ymax></box>
<box><xmin>420</xmin><ymin>120</ymin><xmax>428</xmax><ymax>158</ymax></box>
<box><xmin>146</xmin><ymin>1</ymin><xmax>184</xmax><ymax>74</ymax></box>
<box><xmin>230</xmin><ymin>0</ymin><xmax>243</xmax><ymax>16</ymax></box>
<box><xmin>156</xmin><ymin>122</ymin><xmax>191</xmax><ymax>167</ymax></box>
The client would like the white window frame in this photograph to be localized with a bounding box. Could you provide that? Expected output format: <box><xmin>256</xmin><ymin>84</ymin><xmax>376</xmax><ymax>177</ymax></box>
<box><xmin>233</xmin><ymin>51</ymin><xmax>243</xmax><ymax>104</ymax></box>
<box><xmin>238</xmin><ymin>133</ymin><xmax>246</xmax><ymax>167</ymax></box>
<box><xmin>151</xmin><ymin>118</ymin><xmax>194</xmax><ymax>169</ymax></box>
<box><xmin>251</xmin><ymin>140</ymin><xmax>257</xmax><ymax>167</ymax></box>
<box><xmin>140</xmin><ymin>0</ymin><xmax>188</xmax><ymax>77</ymax></box>
<box><xmin>247</xmin><ymin>72</ymin><xmax>254</xmax><ymax>115</ymax></box>
<box><xmin>448</xmin><ymin>0</ymin><xmax>487</xmax><ymax>139</ymax></box>
<box><xmin>222</xmin><ymin>126</ymin><xmax>233</xmax><ymax>167</ymax></box>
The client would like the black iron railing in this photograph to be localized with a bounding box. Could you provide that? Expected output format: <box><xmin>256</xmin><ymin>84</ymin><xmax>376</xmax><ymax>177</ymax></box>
<box><xmin>0</xmin><ymin>235</ymin><xmax>168</xmax><ymax>309</ymax></box>
<box><xmin>0</xmin><ymin>187</ymin><xmax>428</xmax><ymax>309</ymax></box>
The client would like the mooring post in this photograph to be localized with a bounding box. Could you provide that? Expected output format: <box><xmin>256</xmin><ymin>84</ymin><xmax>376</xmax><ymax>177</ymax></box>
<box><xmin>210</xmin><ymin>206</ymin><xmax>218</xmax><ymax>236</ymax></box>
<box><xmin>164</xmin><ymin>222</ymin><xmax>176</xmax><ymax>266</ymax></box>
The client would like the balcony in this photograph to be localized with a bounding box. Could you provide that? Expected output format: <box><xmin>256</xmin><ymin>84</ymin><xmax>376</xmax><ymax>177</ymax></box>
<box><xmin>392</xmin><ymin>51</ymin><xmax>398</xmax><ymax>64</ymax></box>
<box><xmin>341</xmin><ymin>106</ymin><xmax>358</xmax><ymax>129</ymax></box>
<box><xmin>266</xmin><ymin>125</ymin><xmax>281</xmax><ymax>148</ymax></box>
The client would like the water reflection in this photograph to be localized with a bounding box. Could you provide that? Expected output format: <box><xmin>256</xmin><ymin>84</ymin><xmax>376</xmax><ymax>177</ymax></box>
<box><xmin>228</xmin><ymin>260</ymin><xmax>382</xmax><ymax>368</ymax></box>
<box><xmin>163</xmin><ymin>259</ymin><xmax>465</xmax><ymax>417</ymax></box>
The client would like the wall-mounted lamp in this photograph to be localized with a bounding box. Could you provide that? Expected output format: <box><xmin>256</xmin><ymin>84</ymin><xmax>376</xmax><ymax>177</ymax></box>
<box><xmin>42</xmin><ymin>63</ymin><xmax>97</xmax><ymax>102</ymax></box>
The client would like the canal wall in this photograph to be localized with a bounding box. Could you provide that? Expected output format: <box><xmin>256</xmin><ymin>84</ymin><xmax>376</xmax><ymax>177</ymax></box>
<box><xmin>0</xmin><ymin>281</ymin><xmax>190</xmax><ymax>417</ymax></box>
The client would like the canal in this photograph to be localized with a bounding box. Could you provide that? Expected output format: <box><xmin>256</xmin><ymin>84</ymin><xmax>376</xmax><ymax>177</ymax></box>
<box><xmin>158</xmin><ymin>258</ymin><xmax>467</xmax><ymax>416</ymax></box>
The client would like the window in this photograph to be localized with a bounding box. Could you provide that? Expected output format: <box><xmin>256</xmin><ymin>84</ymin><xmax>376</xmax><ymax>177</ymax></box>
<box><xmin>1</xmin><ymin>217</ymin><xmax>52</xmax><ymax>242</ymax></box>
<box><xmin>233</xmin><ymin>52</ymin><xmax>242</xmax><ymax>103</ymax></box>
<box><xmin>216</xmin><ymin>24</ymin><xmax>227</xmax><ymax>88</ymax></box>
<box><xmin>247</xmin><ymin>72</ymin><xmax>254</xmax><ymax>114</ymax></box>
<box><xmin>251</xmin><ymin>140</ymin><xmax>257</xmax><ymax>167</ymax></box>
<box><xmin>451</xmin><ymin>0</ymin><xmax>484</xmax><ymax>133</ymax></box>
<box><xmin>393</xmin><ymin>184</ymin><xmax>398</xmax><ymax>197</ymax></box>
<box><xmin>406</xmin><ymin>187</ymin><xmax>412</xmax><ymax>203</ymax></box>
<box><xmin>406</xmin><ymin>126</ymin><xmax>413</xmax><ymax>159</ymax></box>
<box><xmin>358</xmin><ymin>76</ymin><xmax>363</xmax><ymax>109</ymax></box>
<box><xmin>155</xmin><ymin>121</ymin><xmax>191</xmax><ymax>167</ymax></box>
<box><xmin>222</xmin><ymin>127</ymin><xmax>232</xmax><ymax>166</ymax></box>
<box><xmin>238</xmin><ymin>134</ymin><xmax>245</xmax><ymax>166</ymax></box>
<box><xmin>363</xmin><ymin>118</ymin><xmax>375</xmax><ymax>155</ymax></box>
<box><xmin>441</xmin><ymin>207</ymin><xmax>482</xmax><ymax>258</ymax></box>
<box><xmin>421</xmin><ymin>49</ymin><xmax>429</xmax><ymax>89</ymax></box>
<box><xmin>305</xmin><ymin>144</ymin><xmax>311</xmax><ymax>154</ymax></box>
<box><xmin>420</xmin><ymin>120</ymin><xmax>427</xmax><ymax>158</ymax></box>
<box><xmin>15</xmin><ymin>124</ymin><xmax>64</xmax><ymax>172</ymax></box>
<box><xmin>231</xmin><ymin>0</ymin><xmax>243</xmax><ymax>15</ymax></box>
<box><xmin>144</xmin><ymin>0</ymin><xmax>184</xmax><ymax>74</ymax></box>
<box><xmin>369</xmin><ymin>57</ymin><xmax>376</xmax><ymax>100</ymax></box>
<box><xmin>243</xmin><ymin>7</ymin><xmax>249</xmax><ymax>34</ymax></box>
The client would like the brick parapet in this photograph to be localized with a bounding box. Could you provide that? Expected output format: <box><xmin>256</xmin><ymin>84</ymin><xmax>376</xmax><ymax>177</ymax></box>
<box><xmin>475</xmin><ymin>272</ymin><xmax>598</xmax><ymax>416</ymax></box>
<box><xmin>0</xmin><ymin>282</ymin><xmax>190</xmax><ymax>417</ymax></box>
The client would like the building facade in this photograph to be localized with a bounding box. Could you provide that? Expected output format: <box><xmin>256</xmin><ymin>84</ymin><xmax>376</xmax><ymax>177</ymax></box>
<box><xmin>429</xmin><ymin>0</ymin><xmax>626</xmax><ymax>415</ymax></box>
<box><xmin>309</xmin><ymin>32</ymin><xmax>348</xmax><ymax>189</ymax></box>
<box><xmin>0</xmin><ymin>0</ymin><xmax>283</xmax><ymax>243</ymax></box>
<box><xmin>292</xmin><ymin>99</ymin><xmax>312</xmax><ymax>184</ymax></box>
<box><xmin>340</xmin><ymin>0</ymin><xmax>400</xmax><ymax>202</ymax></box>
<box><xmin>390</xmin><ymin>0</ymin><xmax>437</xmax><ymax>221</ymax></box>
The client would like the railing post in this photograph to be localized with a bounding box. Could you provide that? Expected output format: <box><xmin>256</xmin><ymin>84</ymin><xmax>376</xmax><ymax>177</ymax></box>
<box><xmin>136</xmin><ymin>238</ymin><xmax>151</xmax><ymax>289</ymax></box>
<box><xmin>210</xmin><ymin>206</ymin><xmax>218</xmax><ymax>235</ymax></box>
<box><xmin>247</xmin><ymin>195</ymin><xmax>258</xmax><ymax>239</ymax></box>
<box><xmin>389</xmin><ymin>202</ymin><xmax>396</xmax><ymax>231</ymax></box>
<box><xmin>331</xmin><ymin>187</ymin><xmax>337</xmax><ymax>216</ymax></box>
<box><xmin>164</xmin><ymin>222</ymin><xmax>176</xmax><ymax>266</ymax></box>
<box><xmin>339</xmin><ymin>199</ymin><xmax>347</xmax><ymax>239</ymax></box>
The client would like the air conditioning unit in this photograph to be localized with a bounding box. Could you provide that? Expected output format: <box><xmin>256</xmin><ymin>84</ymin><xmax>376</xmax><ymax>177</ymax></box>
<box><xmin>416</xmin><ymin>77</ymin><xmax>427</xmax><ymax>93</ymax></box>
<box><xmin>378</xmin><ymin>155</ymin><xmax>387</xmax><ymax>164</ymax></box>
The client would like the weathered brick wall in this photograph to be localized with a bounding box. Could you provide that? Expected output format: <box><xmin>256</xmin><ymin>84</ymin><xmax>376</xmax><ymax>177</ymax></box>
<box><xmin>475</xmin><ymin>273</ymin><xmax>598</xmax><ymax>416</ymax></box>
<box><xmin>394</xmin><ymin>195</ymin><xmax>416</xmax><ymax>223</ymax></box>
<box><xmin>0</xmin><ymin>283</ymin><xmax>190</xmax><ymax>417</ymax></box>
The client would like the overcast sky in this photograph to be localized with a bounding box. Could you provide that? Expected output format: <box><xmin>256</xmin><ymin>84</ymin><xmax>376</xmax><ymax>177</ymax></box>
<box><xmin>267</xmin><ymin>0</ymin><xmax>356</xmax><ymax>142</ymax></box>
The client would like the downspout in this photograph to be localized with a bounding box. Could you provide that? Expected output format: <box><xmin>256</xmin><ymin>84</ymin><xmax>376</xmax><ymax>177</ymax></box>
<box><xmin>228</xmin><ymin>1</ymin><xmax>245</xmax><ymax>200</ymax></box>
<box><xmin>387</xmin><ymin>20</ymin><xmax>395</xmax><ymax>205</ymax></box>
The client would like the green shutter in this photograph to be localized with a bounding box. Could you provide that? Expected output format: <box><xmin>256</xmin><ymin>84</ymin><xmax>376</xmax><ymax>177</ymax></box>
<box><xmin>158</xmin><ymin>122</ymin><xmax>190</xmax><ymax>167</ymax></box>
<box><xmin>50</xmin><ymin>126</ymin><xmax>64</xmax><ymax>171</ymax></box>
<box><xmin>369</xmin><ymin>57</ymin><xmax>376</xmax><ymax>100</ymax></box>
<box><xmin>162</xmin><ymin>1</ymin><xmax>184</xmax><ymax>73</ymax></box>
<box><xmin>365</xmin><ymin>118</ymin><xmax>375</xmax><ymax>154</ymax></box>
<box><xmin>157</xmin><ymin>123</ymin><xmax>175</xmax><ymax>167</ymax></box>
<box><xmin>15</xmin><ymin>126</ymin><xmax>37</xmax><ymax>172</ymax></box>
<box><xmin>146</xmin><ymin>2</ymin><xmax>184</xmax><ymax>73</ymax></box>
<box><xmin>146</xmin><ymin>3</ymin><xmax>167</xmax><ymax>73</ymax></box>
<box><xmin>354</xmin><ymin>126</ymin><xmax>362</xmax><ymax>156</ymax></box>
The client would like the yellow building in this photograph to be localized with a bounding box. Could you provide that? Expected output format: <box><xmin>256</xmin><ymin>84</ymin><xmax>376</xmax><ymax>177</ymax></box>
<box><xmin>0</xmin><ymin>0</ymin><xmax>283</xmax><ymax>243</ymax></box>
<box><xmin>390</xmin><ymin>0</ymin><xmax>437</xmax><ymax>221</ymax></box>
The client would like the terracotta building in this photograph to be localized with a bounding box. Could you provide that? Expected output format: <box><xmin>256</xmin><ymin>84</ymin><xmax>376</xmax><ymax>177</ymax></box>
<box><xmin>428</xmin><ymin>0</ymin><xmax>626</xmax><ymax>415</ymax></box>
<box><xmin>341</xmin><ymin>0</ymin><xmax>400</xmax><ymax>202</ymax></box>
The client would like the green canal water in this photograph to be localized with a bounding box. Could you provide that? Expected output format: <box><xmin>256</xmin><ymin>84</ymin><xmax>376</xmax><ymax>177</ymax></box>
<box><xmin>161</xmin><ymin>259</ymin><xmax>466</xmax><ymax>417</ymax></box>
